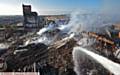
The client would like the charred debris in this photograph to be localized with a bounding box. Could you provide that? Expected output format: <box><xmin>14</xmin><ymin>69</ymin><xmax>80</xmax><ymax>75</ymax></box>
<box><xmin>0</xmin><ymin>5</ymin><xmax>120</xmax><ymax>75</ymax></box>
<box><xmin>0</xmin><ymin>23</ymin><xmax>120</xmax><ymax>75</ymax></box>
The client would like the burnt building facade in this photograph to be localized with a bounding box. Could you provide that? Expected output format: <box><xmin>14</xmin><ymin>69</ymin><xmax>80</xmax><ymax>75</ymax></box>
<box><xmin>23</xmin><ymin>4</ymin><xmax>40</xmax><ymax>31</ymax></box>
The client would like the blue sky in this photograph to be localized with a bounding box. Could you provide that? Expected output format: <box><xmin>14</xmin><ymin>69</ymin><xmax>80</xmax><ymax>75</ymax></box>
<box><xmin>0</xmin><ymin>0</ymin><xmax>120</xmax><ymax>15</ymax></box>
<box><xmin>34</xmin><ymin>0</ymin><xmax>102</xmax><ymax>9</ymax></box>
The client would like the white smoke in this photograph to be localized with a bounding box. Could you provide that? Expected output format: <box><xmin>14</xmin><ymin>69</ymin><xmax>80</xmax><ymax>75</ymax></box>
<box><xmin>37</xmin><ymin>22</ymin><xmax>56</xmax><ymax>36</ymax></box>
<box><xmin>0</xmin><ymin>43</ymin><xmax>9</xmax><ymax>49</ymax></box>
<box><xmin>25</xmin><ymin>11</ymin><xmax>120</xmax><ymax>47</ymax></box>
<box><xmin>73</xmin><ymin>47</ymin><xmax>120</xmax><ymax>75</ymax></box>
<box><xmin>61</xmin><ymin>11</ymin><xmax>120</xmax><ymax>34</ymax></box>
<box><xmin>59</xmin><ymin>32</ymin><xmax>75</xmax><ymax>42</ymax></box>
<box><xmin>37</xmin><ymin>27</ymin><xmax>49</xmax><ymax>36</ymax></box>
<box><xmin>28</xmin><ymin>11</ymin><xmax>120</xmax><ymax>46</ymax></box>
<box><xmin>68</xmin><ymin>11</ymin><xmax>120</xmax><ymax>75</ymax></box>
<box><xmin>25</xmin><ymin>35</ymin><xmax>55</xmax><ymax>45</ymax></box>
<box><xmin>77</xmin><ymin>38</ymin><xmax>95</xmax><ymax>47</ymax></box>
<box><xmin>25</xmin><ymin>22</ymin><xmax>59</xmax><ymax>45</ymax></box>
<box><xmin>57</xmin><ymin>12</ymin><xmax>84</xmax><ymax>33</ymax></box>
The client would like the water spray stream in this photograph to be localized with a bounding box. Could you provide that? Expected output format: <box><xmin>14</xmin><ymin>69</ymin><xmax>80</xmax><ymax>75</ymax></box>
<box><xmin>73</xmin><ymin>47</ymin><xmax>120</xmax><ymax>75</ymax></box>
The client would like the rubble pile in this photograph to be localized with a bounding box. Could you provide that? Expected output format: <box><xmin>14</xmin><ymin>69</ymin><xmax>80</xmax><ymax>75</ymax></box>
<box><xmin>4</xmin><ymin>43</ymin><xmax>48</xmax><ymax>71</ymax></box>
<box><xmin>0</xmin><ymin>29</ymin><xmax>77</xmax><ymax>74</ymax></box>
<box><xmin>0</xmin><ymin>16</ymin><xmax>120</xmax><ymax>75</ymax></box>
<box><xmin>48</xmin><ymin>38</ymin><xmax>76</xmax><ymax>74</ymax></box>
<box><xmin>0</xmin><ymin>29</ymin><xmax>118</xmax><ymax>75</ymax></box>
